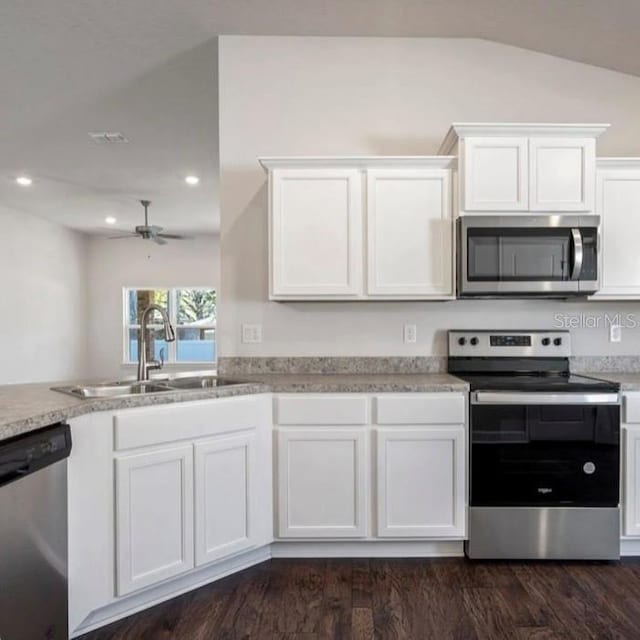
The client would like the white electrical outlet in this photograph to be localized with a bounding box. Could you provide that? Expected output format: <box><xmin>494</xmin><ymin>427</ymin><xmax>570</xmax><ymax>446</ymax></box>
<box><xmin>242</xmin><ymin>324</ymin><xmax>262</xmax><ymax>344</ymax></box>
<box><xmin>610</xmin><ymin>324</ymin><xmax>622</xmax><ymax>343</ymax></box>
<box><xmin>404</xmin><ymin>324</ymin><xmax>417</xmax><ymax>344</ymax></box>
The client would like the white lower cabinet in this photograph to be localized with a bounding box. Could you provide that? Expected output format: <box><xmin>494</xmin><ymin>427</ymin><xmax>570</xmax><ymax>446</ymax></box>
<box><xmin>276</xmin><ymin>428</ymin><xmax>368</xmax><ymax>538</ymax></box>
<box><xmin>623</xmin><ymin>392</ymin><xmax>640</xmax><ymax>537</ymax></box>
<box><xmin>274</xmin><ymin>393</ymin><xmax>467</xmax><ymax>541</ymax></box>
<box><xmin>624</xmin><ymin>426</ymin><xmax>640</xmax><ymax>536</ymax></box>
<box><xmin>194</xmin><ymin>433</ymin><xmax>259</xmax><ymax>565</ymax></box>
<box><xmin>115</xmin><ymin>445</ymin><xmax>195</xmax><ymax>596</ymax></box>
<box><xmin>376</xmin><ymin>427</ymin><xmax>466</xmax><ymax>537</ymax></box>
<box><xmin>69</xmin><ymin>397</ymin><xmax>273</xmax><ymax>636</ymax></box>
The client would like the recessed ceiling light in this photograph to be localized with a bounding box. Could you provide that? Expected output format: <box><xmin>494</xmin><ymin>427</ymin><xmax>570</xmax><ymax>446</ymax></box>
<box><xmin>16</xmin><ymin>176</ymin><xmax>32</xmax><ymax>186</ymax></box>
<box><xmin>185</xmin><ymin>175</ymin><xmax>200</xmax><ymax>185</ymax></box>
<box><xmin>105</xmin><ymin>216</ymin><xmax>117</xmax><ymax>225</ymax></box>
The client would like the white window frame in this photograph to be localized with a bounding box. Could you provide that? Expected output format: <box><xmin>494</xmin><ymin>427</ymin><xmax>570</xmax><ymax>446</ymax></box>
<box><xmin>122</xmin><ymin>287</ymin><xmax>216</xmax><ymax>366</ymax></box>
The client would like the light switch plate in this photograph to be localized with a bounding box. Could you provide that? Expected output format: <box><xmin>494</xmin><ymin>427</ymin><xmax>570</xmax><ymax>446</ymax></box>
<box><xmin>242</xmin><ymin>324</ymin><xmax>262</xmax><ymax>344</ymax></box>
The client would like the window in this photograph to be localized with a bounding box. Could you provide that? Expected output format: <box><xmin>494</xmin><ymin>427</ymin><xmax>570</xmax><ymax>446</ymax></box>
<box><xmin>124</xmin><ymin>288</ymin><xmax>216</xmax><ymax>364</ymax></box>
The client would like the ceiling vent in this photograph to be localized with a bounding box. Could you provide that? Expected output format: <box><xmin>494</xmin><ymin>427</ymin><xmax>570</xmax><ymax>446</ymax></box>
<box><xmin>88</xmin><ymin>132</ymin><xmax>129</xmax><ymax>144</ymax></box>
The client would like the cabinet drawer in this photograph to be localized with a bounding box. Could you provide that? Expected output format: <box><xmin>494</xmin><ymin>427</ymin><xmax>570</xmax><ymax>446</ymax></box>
<box><xmin>624</xmin><ymin>393</ymin><xmax>640</xmax><ymax>424</ymax></box>
<box><xmin>275</xmin><ymin>394</ymin><xmax>369</xmax><ymax>425</ymax></box>
<box><xmin>374</xmin><ymin>393</ymin><xmax>465</xmax><ymax>425</ymax></box>
<box><xmin>114</xmin><ymin>396</ymin><xmax>263</xmax><ymax>450</ymax></box>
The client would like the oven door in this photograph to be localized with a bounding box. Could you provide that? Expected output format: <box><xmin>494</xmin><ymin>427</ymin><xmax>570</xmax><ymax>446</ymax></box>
<box><xmin>470</xmin><ymin>391</ymin><xmax>620</xmax><ymax>507</ymax></box>
<box><xmin>458</xmin><ymin>215</ymin><xmax>599</xmax><ymax>296</ymax></box>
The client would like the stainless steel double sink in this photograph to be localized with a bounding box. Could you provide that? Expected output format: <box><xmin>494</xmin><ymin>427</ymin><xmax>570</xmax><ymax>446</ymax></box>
<box><xmin>52</xmin><ymin>375</ymin><xmax>248</xmax><ymax>399</ymax></box>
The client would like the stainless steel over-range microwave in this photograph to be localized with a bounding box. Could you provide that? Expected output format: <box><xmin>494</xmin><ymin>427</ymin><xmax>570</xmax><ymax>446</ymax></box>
<box><xmin>457</xmin><ymin>215</ymin><xmax>600</xmax><ymax>298</ymax></box>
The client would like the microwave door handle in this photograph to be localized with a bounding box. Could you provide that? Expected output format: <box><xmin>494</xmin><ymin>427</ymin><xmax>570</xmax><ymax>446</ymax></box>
<box><xmin>571</xmin><ymin>228</ymin><xmax>583</xmax><ymax>280</ymax></box>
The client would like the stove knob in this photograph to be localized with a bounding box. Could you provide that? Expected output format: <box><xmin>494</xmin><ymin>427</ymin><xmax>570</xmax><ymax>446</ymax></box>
<box><xmin>541</xmin><ymin>337</ymin><xmax>551</xmax><ymax>346</ymax></box>
<box><xmin>554</xmin><ymin>337</ymin><xmax>563</xmax><ymax>346</ymax></box>
<box><xmin>457</xmin><ymin>337</ymin><xmax>466</xmax><ymax>346</ymax></box>
<box><xmin>470</xmin><ymin>337</ymin><xmax>479</xmax><ymax>346</ymax></box>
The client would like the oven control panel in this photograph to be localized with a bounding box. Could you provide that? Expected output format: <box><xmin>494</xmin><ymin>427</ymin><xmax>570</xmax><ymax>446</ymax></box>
<box><xmin>448</xmin><ymin>330</ymin><xmax>571</xmax><ymax>358</ymax></box>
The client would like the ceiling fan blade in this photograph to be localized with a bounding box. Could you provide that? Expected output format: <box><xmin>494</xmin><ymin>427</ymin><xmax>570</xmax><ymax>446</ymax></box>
<box><xmin>148</xmin><ymin>225</ymin><xmax>164</xmax><ymax>234</ymax></box>
<box><xmin>157</xmin><ymin>233</ymin><xmax>189</xmax><ymax>240</ymax></box>
<box><xmin>151</xmin><ymin>235</ymin><xmax>168</xmax><ymax>245</ymax></box>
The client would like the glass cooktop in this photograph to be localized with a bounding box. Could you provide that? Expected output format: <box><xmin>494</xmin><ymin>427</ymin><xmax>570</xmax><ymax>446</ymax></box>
<box><xmin>456</xmin><ymin>373</ymin><xmax>619</xmax><ymax>393</ymax></box>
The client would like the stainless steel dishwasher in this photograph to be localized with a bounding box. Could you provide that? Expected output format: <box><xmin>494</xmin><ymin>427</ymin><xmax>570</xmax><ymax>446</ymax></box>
<box><xmin>0</xmin><ymin>423</ymin><xmax>72</xmax><ymax>640</ymax></box>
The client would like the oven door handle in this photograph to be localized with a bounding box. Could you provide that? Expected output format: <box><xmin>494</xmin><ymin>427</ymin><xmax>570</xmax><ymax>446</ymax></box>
<box><xmin>571</xmin><ymin>228</ymin><xmax>583</xmax><ymax>280</ymax></box>
<box><xmin>471</xmin><ymin>391</ymin><xmax>619</xmax><ymax>405</ymax></box>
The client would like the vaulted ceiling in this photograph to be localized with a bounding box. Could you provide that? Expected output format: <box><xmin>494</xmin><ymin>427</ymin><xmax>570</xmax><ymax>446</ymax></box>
<box><xmin>1</xmin><ymin>1</ymin><xmax>639</xmax><ymax>233</ymax></box>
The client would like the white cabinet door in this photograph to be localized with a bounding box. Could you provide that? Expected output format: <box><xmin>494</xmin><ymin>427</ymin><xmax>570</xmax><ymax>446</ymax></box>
<box><xmin>366</xmin><ymin>169</ymin><xmax>453</xmax><ymax>297</ymax></box>
<box><xmin>115</xmin><ymin>445</ymin><xmax>194</xmax><ymax>596</ymax></box>
<box><xmin>270</xmin><ymin>168</ymin><xmax>363</xmax><ymax>298</ymax></box>
<box><xmin>463</xmin><ymin>137</ymin><xmax>528</xmax><ymax>211</ymax></box>
<box><xmin>595</xmin><ymin>169</ymin><xmax>640</xmax><ymax>298</ymax></box>
<box><xmin>276</xmin><ymin>428</ymin><xmax>368</xmax><ymax>538</ymax></box>
<box><xmin>376</xmin><ymin>427</ymin><xmax>465</xmax><ymax>538</ymax></box>
<box><xmin>529</xmin><ymin>138</ymin><xmax>595</xmax><ymax>211</ymax></box>
<box><xmin>194</xmin><ymin>433</ymin><xmax>258</xmax><ymax>566</ymax></box>
<box><xmin>624</xmin><ymin>425</ymin><xmax>640</xmax><ymax>536</ymax></box>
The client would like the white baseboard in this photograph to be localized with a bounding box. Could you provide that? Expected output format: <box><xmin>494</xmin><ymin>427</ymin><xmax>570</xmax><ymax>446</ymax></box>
<box><xmin>76</xmin><ymin>536</ymin><xmax>640</xmax><ymax>637</ymax></box>
<box><xmin>70</xmin><ymin>546</ymin><xmax>272</xmax><ymax>637</ymax></box>
<box><xmin>271</xmin><ymin>540</ymin><xmax>465</xmax><ymax>558</ymax></box>
<box><xmin>70</xmin><ymin>539</ymin><xmax>464</xmax><ymax>636</ymax></box>
<box><xmin>620</xmin><ymin>538</ymin><xmax>640</xmax><ymax>556</ymax></box>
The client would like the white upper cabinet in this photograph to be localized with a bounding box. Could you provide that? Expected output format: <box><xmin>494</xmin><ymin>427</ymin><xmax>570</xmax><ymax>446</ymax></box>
<box><xmin>439</xmin><ymin>123</ymin><xmax>608</xmax><ymax>214</ymax></box>
<box><xmin>262</xmin><ymin>158</ymin><xmax>455</xmax><ymax>301</ymax></box>
<box><xmin>593</xmin><ymin>160</ymin><xmax>640</xmax><ymax>299</ymax></box>
<box><xmin>529</xmin><ymin>138</ymin><xmax>595</xmax><ymax>211</ymax></box>
<box><xmin>366</xmin><ymin>168</ymin><xmax>453</xmax><ymax>297</ymax></box>
<box><xmin>463</xmin><ymin>137</ymin><xmax>529</xmax><ymax>211</ymax></box>
<box><xmin>269</xmin><ymin>167</ymin><xmax>363</xmax><ymax>298</ymax></box>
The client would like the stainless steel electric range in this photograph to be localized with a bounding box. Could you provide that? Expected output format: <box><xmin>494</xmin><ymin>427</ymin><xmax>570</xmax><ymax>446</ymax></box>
<box><xmin>448</xmin><ymin>329</ymin><xmax>621</xmax><ymax>560</ymax></box>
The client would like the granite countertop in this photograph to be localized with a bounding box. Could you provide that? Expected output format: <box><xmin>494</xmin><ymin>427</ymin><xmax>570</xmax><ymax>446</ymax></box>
<box><xmin>227</xmin><ymin>372</ymin><xmax>469</xmax><ymax>394</ymax></box>
<box><xmin>0</xmin><ymin>381</ymin><xmax>268</xmax><ymax>443</ymax></box>
<box><xmin>0</xmin><ymin>372</ymin><xmax>468</xmax><ymax>443</ymax></box>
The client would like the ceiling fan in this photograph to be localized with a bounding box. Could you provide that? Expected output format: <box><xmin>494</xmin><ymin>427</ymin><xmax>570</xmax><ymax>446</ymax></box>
<box><xmin>109</xmin><ymin>200</ymin><xmax>187</xmax><ymax>245</ymax></box>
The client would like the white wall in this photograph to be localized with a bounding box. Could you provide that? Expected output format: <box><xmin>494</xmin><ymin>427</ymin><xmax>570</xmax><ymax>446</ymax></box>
<box><xmin>0</xmin><ymin>208</ymin><xmax>88</xmax><ymax>384</ymax></box>
<box><xmin>218</xmin><ymin>36</ymin><xmax>640</xmax><ymax>357</ymax></box>
<box><xmin>86</xmin><ymin>235</ymin><xmax>219</xmax><ymax>378</ymax></box>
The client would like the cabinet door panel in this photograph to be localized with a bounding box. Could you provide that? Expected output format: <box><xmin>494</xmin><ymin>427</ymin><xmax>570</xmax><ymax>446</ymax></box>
<box><xmin>366</xmin><ymin>169</ymin><xmax>453</xmax><ymax>297</ymax></box>
<box><xmin>271</xmin><ymin>168</ymin><xmax>363</xmax><ymax>297</ymax></box>
<box><xmin>194</xmin><ymin>433</ymin><xmax>258</xmax><ymax>566</ymax></box>
<box><xmin>530</xmin><ymin>138</ymin><xmax>594</xmax><ymax>211</ymax></box>
<box><xmin>277</xmin><ymin>428</ymin><xmax>368</xmax><ymax>538</ymax></box>
<box><xmin>595</xmin><ymin>170</ymin><xmax>640</xmax><ymax>297</ymax></box>
<box><xmin>624</xmin><ymin>425</ymin><xmax>640</xmax><ymax>536</ymax></box>
<box><xmin>115</xmin><ymin>445</ymin><xmax>194</xmax><ymax>595</ymax></box>
<box><xmin>463</xmin><ymin>137</ymin><xmax>528</xmax><ymax>211</ymax></box>
<box><xmin>376</xmin><ymin>427</ymin><xmax>465</xmax><ymax>538</ymax></box>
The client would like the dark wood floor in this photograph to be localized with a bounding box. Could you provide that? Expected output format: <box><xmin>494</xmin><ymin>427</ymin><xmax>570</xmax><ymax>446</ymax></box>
<box><xmin>79</xmin><ymin>557</ymin><xmax>640</xmax><ymax>640</ymax></box>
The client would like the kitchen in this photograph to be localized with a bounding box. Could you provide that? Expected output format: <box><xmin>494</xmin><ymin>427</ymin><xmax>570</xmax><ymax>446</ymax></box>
<box><xmin>3</xmin><ymin>3</ymin><xmax>640</xmax><ymax>639</ymax></box>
